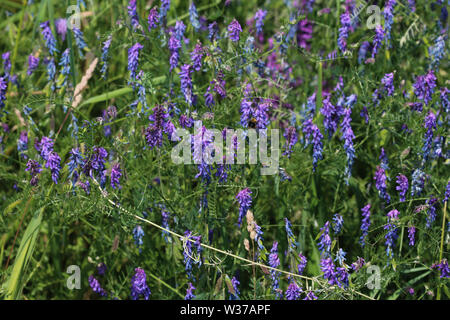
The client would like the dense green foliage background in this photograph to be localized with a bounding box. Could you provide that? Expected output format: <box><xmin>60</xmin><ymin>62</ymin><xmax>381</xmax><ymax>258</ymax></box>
<box><xmin>0</xmin><ymin>0</ymin><xmax>448</xmax><ymax>300</ymax></box>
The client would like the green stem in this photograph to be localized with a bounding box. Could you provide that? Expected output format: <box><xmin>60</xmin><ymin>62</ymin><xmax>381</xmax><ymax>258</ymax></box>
<box><xmin>9</xmin><ymin>0</ymin><xmax>27</xmax><ymax>79</ymax></box>
<box><xmin>316</xmin><ymin>61</ymin><xmax>323</xmax><ymax>114</ymax></box>
<box><xmin>146</xmin><ymin>271</ymin><xmax>184</xmax><ymax>299</ymax></box>
<box><xmin>399</xmin><ymin>199</ymin><xmax>413</xmax><ymax>257</ymax></box>
<box><xmin>437</xmin><ymin>201</ymin><xmax>447</xmax><ymax>300</ymax></box>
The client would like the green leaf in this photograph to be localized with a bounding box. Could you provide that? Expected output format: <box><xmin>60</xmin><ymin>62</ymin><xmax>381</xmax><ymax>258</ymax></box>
<box><xmin>4</xmin><ymin>208</ymin><xmax>43</xmax><ymax>300</ymax></box>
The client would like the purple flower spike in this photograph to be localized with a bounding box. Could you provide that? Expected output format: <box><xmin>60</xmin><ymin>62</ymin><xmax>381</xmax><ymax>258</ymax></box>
<box><xmin>89</xmin><ymin>275</ymin><xmax>107</xmax><ymax>297</ymax></box>
<box><xmin>40</xmin><ymin>21</ymin><xmax>58</xmax><ymax>56</ymax></box>
<box><xmin>130</xmin><ymin>268</ymin><xmax>151</xmax><ymax>300</ymax></box>
<box><xmin>283</xmin><ymin>126</ymin><xmax>298</xmax><ymax>158</ymax></box>
<box><xmin>423</xmin><ymin>111</ymin><xmax>437</xmax><ymax>162</ymax></box>
<box><xmin>302</xmin><ymin>119</ymin><xmax>323</xmax><ymax>171</ymax></box>
<box><xmin>408</xmin><ymin>226</ymin><xmax>416</xmax><ymax>246</ymax></box>
<box><xmin>128</xmin><ymin>43</ymin><xmax>143</xmax><ymax>82</ymax></box>
<box><xmin>45</xmin><ymin>151</ymin><xmax>61</xmax><ymax>184</ymax></box>
<box><xmin>438</xmin><ymin>259</ymin><xmax>450</xmax><ymax>278</ymax></box>
<box><xmin>413</xmin><ymin>70</ymin><xmax>437</xmax><ymax>106</ymax></box>
<box><xmin>228</xmin><ymin>19</ymin><xmax>242</xmax><ymax>42</ymax></box>
<box><xmin>27</xmin><ymin>55</ymin><xmax>40</xmax><ymax>76</ymax></box>
<box><xmin>268</xmin><ymin>241</ymin><xmax>282</xmax><ymax>299</ymax></box>
<box><xmin>184</xmin><ymin>283</ymin><xmax>196</xmax><ymax>300</ymax></box>
<box><xmin>359</xmin><ymin>204</ymin><xmax>371</xmax><ymax>247</ymax></box>
<box><xmin>338</xmin><ymin>12</ymin><xmax>351</xmax><ymax>52</ymax></box>
<box><xmin>148</xmin><ymin>7</ymin><xmax>159</xmax><ymax>31</ymax></box>
<box><xmin>396</xmin><ymin>174</ymin><xmax>408</xmax><ymax>202</ymax></box>
<box><xmin>340</xmin><ymin>108</ymin><xmax>355</xmax><ymax>182</ymax></box>
<box><xmin>236</xmin><ymin>188</ymin><xmax>252</xmax><ymax>226</ymax></box>
<box><xmin>128</xmin><ymin>0</ymin><xmax>140</xmax><ymax>31</ymax></box>
<box><xmin>110</xmin><ymin>163</ymin><xmax>122</xmax><ymax>189</ymax></box>
<box><xmin>25</xmin><ymin>159</ymin><xmax>42</xmax><ymax>186</ymax></box>
<box><xmin>374</xmin><ymin>166</ymin><xmax>390</xmax><ymax>204</ymax></box>
<box><xmin>179</xmin><ymin>64</ymin><xmax>194</xmax><ymax>106</ymax></box>
<box><xmin>285</xmin><ymin>282</ymin><xmax>301</xmax><ymax>300</ymax></box>
<box><xmin>55</xmin><ymin>18</ymin><xmax>67</xmax><ymax>41</ymax></box>
<box><xmin>371</xmin><ymin>25</ymin><xmax>384</xmax><ymax>58</ymax></box>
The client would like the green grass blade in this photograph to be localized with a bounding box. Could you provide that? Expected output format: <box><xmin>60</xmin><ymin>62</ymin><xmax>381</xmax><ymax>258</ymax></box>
<box><xmin>4</xmin><ymin>208</ymin><xmax>43</xmax><ymax>300</ymax></box>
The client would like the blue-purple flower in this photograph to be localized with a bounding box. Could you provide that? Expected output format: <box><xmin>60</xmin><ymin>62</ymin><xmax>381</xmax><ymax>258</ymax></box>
<box><xmin>45</xmin><ymin>151</ymin><xmax>61</xmax><ymax>184</ymax></box>
<box><xmin>58</xmin><ymin>49</ymin><xmax>71</xmax><ymax>87</ymax></box>
<box><xmin>340</xmin><ymin>108</ymin><xmax>355</xmax><ymax>182</ymax></box>
<box><xmin>425</xmin><ymin>197</ymin><xmax>438</xmax><ymax>228</ymax></box>
<box><xmin>189</xmin><ymin>2</ymin><xmax>200</xmax><ymax>31</ymax></box>
<box><xmin>285</xmin><ymin>282</ymin><xmax>301</xmax><ymax>300</ymax></box>
<box><xmin>55</xmin><ymin>18</ymin><xmax>67</xmax><ymax>41</ymax></box>
<box><xmin>179</xmin><ymin>64</ymin><xmax>194</xmax><ymax>106</ymax></box>
<box><xmin>298</xmin><ymin>253</ymin><xmax>307</xmax><ymax>275</ymax></box>
<box><xmin>72</xmin><ymin>27</ymin><xmax>88</xmax><ymax>58</ymax></box>
<box><xmin>183</xmin><ymin>230</ymin><xmax>203</xmax><ymax>279</ymax></box>
<box><xmin>411</xmin><ymin>168</ymin><xmax>426</xmax><ymax>197</ymax></box>
<box><xmin>268</xmin><ymin>241</ymin><xmax>282</xmax><ymax>299</ymax></box>
<box><xmin>374</xmin><ymin>166</ymin><xmax>390</xmax><ymax>204</ymax></box>
<box><xmin>408</xmin><ymin>226</ymin><xmax>416</xmax><ymax>246</ymax></box>
<box><xmin>110</xmin><ymin>163</ymin><xmax>122</xmax><ymax>189</ymax></box>
<box><xmin>437</xmin><ymin>259</ymin><xmax>450</xmax><ymax>278</ymax></box>
<box><xmin>320</xmin><ymin>257</ymin><xmax>337</xmax><ymax>285</ymax></box>
<box><xmin>130</xmin><ymin>267</ymin><xmax>151</xmax><ymax>300</ymax></box>
<box><xmin>128</xmin><ymin>43</ymin><xmax>143</xmax><ymax>82</ymax></box>
<box><xmin>371</xmin><ymin>25</ymin><xmax>384</xmax><ymax>58</ymax></box>
<box><xmin>385</xmin><ymin>209</ymin><xmax>400</xmax><ymax>260</ymax></box>
<box><xmin>100</xmin><ymin>36</ymin><xmax>112</xmax><ymax>79</ymax></box>
<box><xmin>148</xmin><ymin>7</ymin><xmax>159</xmax><ymax>31</ymax></box>
<box><xmin>383</xmin><ymin>0</ymin><xmax>397</xmax><ymax>47</ymax></box>
<box><xmin>40</xmin><ymin>21</ymin><xmax>58</xmax><ymax>56</ymax></box>
<box><xmin>228</xmin><ymin>19</ymin><xmax>242</xmax><ymax>42</ymax></box>
<box><xmin>25</xmin><ymin>159</ymin><xmax>42</xmax><ymax>186</ymax></box>
<box><xmin>320</xmin><ymin>95</ymin><xmax>338</xmax><ymax>138</ymax></box>
<box><xmin>396</xmin><ymin>174</ymin><xmax>408</xmax><ymax>202</ymax></box>
<box><xmin>208</xmin><ymin>22</ymin><xmax>219</xmax><ymax>41</ymax></box>
<box><xmin>413</xmin><ymin>70</ymin><xmax>437</xmax><ymax>106</ymax></box>
<box><xmin>89</xmin><ymin>275</ymin><xmax>107</xmax><ymax>297</ymax></box>
<box><xmin>190</xmin><ymin>42</ymin><xmax>204</xmax><ymax>71</ymax></box>
<box><xmin>333</xmin><ymin>214</ymin><xmax>344</xmax><ymax>234</ymax></box>
<box><xmin>35</xmin><ymin>136</ymin><xmax>54</xmax><ymax>161</ymax></box>
<box><xmin>27</xmin><ymin>55</ymin><xmax>39</xmax><ymax>76</ymax></box>
<box><xmin>236</xmin><ymin>188</ymin><xmax>252</xmax><ymax>227</ymax></box>
<box><xmin>168</xmin><ymin>33</ymin><xmax>181</xmax><ymax>71</ymax></box>
<box><xmin>128</xmin><ymin>0</ymin><xmax>140</xmax><ymax>31</ymax></box>
<box><xmin>381</xmin><ymin>73</ymin><xmax>395</xmax><ymax>97</ymax></box>
<box><xmin>254</xmin><ymin>9</ymin><xmax>267</xmax><ymax>34</ymax></box>
<box><xmin>359</xmin><ymin>204</ymin><xmax>371</xmax><ymax>247</ymax></box>
<box><xmin>338</xmin><ymin>12</ymin><xmax>351</xmax><ymax>52</ymax></box>
<box><xmin>358</xmin><ymin>41</ymin><xmax>370</xmax><ymax>64</ymax></box>
<box><xmin>317</xmin><ymin>221</ymin><xmax>332</xmax><ymax>256</ymax></box>
<box><xmin>159</xmin><ymin>0</ymin><xmax>170</xmax><ymax>21</ymax></box>
<box><xmin>423</xmin><ymin>110</ymin><xmax>437</xmax><ymax>162</ymax></box>
<box><xmin>283</xmin><ymin>126</ymin><xmax>298</xmax><ymax>158</ymax></box>
<box><xmin>302</xmin><ymin>119</ymin><xmax>323</xmax><ymax>171</ymax></box>
<box><xmin>17</xmin><ymin>130</ymin><xmax>28</xmax><ymax>159</ymax></box>
<box><xmin>2</xmin><ymin>52</ymin><xmax>11</xmax><ymax>76</ymax></box>
<box><xmin>133</xmin><ymin>225</ymin><xmax>144</xmax><ymax>253</ymax></box>
<box><xmin>184</xmin><ymin>282</ymin><xmax>196</xmax><ymax>300</ymax></box>
<box><xmin>429</xmin><ymin>35</ymin><xmax>446</xmax><ymax>69</ymax></box>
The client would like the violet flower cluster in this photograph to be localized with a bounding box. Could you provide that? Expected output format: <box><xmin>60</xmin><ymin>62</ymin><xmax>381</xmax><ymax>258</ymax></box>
<box><xmin>374</xmin><ymin>166</ymin><xmax>391</xmax><ymax>204</ymax></box>
<box><xmin>359</xmin><ymin>204</ymin><xmax>371</xmax><ymax>247</ymax></box>
<box><xmin>396</xmin><ymin>174</ymin><xmax>408</xmax><ymax>202</ymax></box>
<box><xmin>302</xmin><ymin>118</ymin><xmax>323</xmax><ymax>171</ymax></box>
<box><xmin>268</xmin><ymin>241</ymin><xmax>282</xmax><ymax>299</ymax></box>
<box><xmin>130</xmin><ymin>267</ymin><xmax>151</xmax><ymax>300</ymax></box>
<box><xmin>236</xmin><ymin>188</ymin><xmax>252</xmax><ymax>227</ymax></box>
<box><xmin>340</xmin><ymin>108</ymin><xmax>355</xmax><ymax>183</ymax></box>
